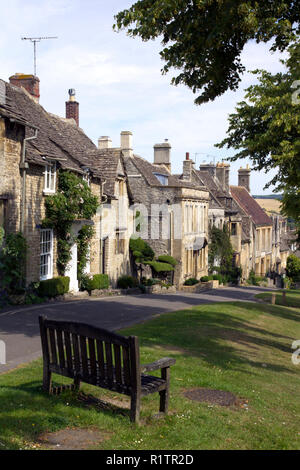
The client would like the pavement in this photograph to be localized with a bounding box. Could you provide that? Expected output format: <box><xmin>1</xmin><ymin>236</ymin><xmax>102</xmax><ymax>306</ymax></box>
<box><xmin>0</xmin><ymin>285</ymin><xmax>276</xmax><ymax>373</ymax></box>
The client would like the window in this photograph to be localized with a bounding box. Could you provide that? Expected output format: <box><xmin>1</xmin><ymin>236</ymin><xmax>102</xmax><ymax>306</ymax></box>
<box><xmin>115</xmin><ymin>231</ymin><xmax>125</xmax><ymax>254</ymax></box>
<box><xmin>40</xmin><ymin>229</ymin><xmax>53</xmax><ymax>280</ymax></box>
<box><xmin>153</xmin><ymin>173</ymin><xmax>168</xmax><ymax>186</ymax></box>
<box><xmin>231</xmin><ymin>223</ymin><xmax>237</xmax><ymax>236</ymax></box>
<box><xmin>44</xmin><ymin>162</ymin><xmax>56</xmax><ymax>192</ymax></box>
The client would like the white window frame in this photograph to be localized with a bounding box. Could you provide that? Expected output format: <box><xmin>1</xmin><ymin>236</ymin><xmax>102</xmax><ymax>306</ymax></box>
<box><xmin>44</xmin><ymin>162</ymin><xmax>56</xmax><ymax>193</ymax></box>
<box><xmin>40</xmin><ymin>229</ymin><xmax>53</xmax><ymax>280</ymax></box>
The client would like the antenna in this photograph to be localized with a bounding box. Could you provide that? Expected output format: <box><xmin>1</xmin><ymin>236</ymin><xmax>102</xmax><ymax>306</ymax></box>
<box><xmin>21</xmin><ymin>36</ymin><xmax>58</xmax><ymax>75</ymax></box>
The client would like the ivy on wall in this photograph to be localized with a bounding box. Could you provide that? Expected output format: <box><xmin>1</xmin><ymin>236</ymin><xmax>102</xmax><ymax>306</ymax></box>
<box><xmin>208</xmin><ymin>224</ymin><xmax>233</xmax><ymax>274</ymax></box>
<box><xmin>42</xmin><ymin>171</ymin><xmax>99</xmax><ymax>276</ymax></box>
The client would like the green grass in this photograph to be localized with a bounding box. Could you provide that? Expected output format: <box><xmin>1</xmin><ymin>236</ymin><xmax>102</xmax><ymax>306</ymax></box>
<box><xmin>256</xmin><ymin>289</ymin><xmax>300</xmax><ymax>309</ymax></box>
<box><xmin>0</xmin><ymin>301</ymin><xmax>300</xmax><ymax>450</ymax></box>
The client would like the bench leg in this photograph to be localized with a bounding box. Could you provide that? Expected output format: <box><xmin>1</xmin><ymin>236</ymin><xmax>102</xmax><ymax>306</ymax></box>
<box><xmin>43</xmin><ymin>366</ymin><xmax>52</xmax><ymax>394</ymax></box>
<box><xmin>159</xmin><ymin>367</ymin><xmax>170</xmax><ymax>414</ymax></box>
<box><xmin>73</xmin><ymin>375</ymin><xmax>81</xmax><ymax>391</ymax></box>
<box><xmin>130</xmin><ymin>392</ymin><xmax>140</xmax><ymax>424</ymax></box>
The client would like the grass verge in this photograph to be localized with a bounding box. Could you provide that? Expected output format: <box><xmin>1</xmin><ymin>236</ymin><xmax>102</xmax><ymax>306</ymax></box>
<box><xmin>255</xmin><ymin>289</ymin><xmax>300</xmax><ymax>309</ymax></box>
<box><xmin>0</xmin><ymin>301</ymin><xmax>299</xmax><ymax>450</ymax></box>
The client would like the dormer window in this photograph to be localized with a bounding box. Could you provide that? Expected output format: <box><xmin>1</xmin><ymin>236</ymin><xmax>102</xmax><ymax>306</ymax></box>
<box><xmin>154</xmin><ymin>173</ymin><xmax>168</xmax><ymax>185</ymax></box>
<box><xmin>44</xmin><ymin>162</ymin><xmax>56</xmax><ymax>193</ymax></box>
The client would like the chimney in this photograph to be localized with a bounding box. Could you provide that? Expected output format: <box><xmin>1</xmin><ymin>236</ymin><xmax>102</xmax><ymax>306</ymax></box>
<box><xmin>216</xmin><ymin>162</ymin><xmax>230</xmax><ymax>192</ymax></box>
<box><xmin>182</xmin><ymin>152</ymin><xmax>194</xmax><ymax>181</ymax></box>
<box><xmin>98</xmin><ymin>136</ymin><xmax>112</xmax><ymax>149</ymax></box>
<box><xmin>199</xmin><ymin>162</ymin><xmax>216</xmax><ymax>178</ymax></box>
<box><xmin>9</xmin><ymin>74</ymin><xmax>40</xmax><ymax>103</ymax></box>
<box><xmin>238</xmin><ymin>164</ymin><xmax>251</xmax><ymax>193</ymax></box>
<box><xmin>153</xmin><ymin>139</ymin><xmax>171</xmax><ymax>172</ymax></box>
<box><xmin>120</xmin><ymin>131</ymin><xmax>133</xmax><ymax>158</ymax></box>
<box><xmin>66</xmin><ymin>89</ymin><xmax>79</xmax><ymax>126</ymax></box>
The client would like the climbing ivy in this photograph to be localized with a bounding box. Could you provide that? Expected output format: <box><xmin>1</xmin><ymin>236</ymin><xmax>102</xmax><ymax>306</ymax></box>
<box><xmin>0</xmin><ymin>231</ymin><xmax>27</xmax><ymax>293</ymax></box>
<box><xmin>43</xmin><ymin>171</ymin><xmax>99</xmax><ymax>275</ymax></box>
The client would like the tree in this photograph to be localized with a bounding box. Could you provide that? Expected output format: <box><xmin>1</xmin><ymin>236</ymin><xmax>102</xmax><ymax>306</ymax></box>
<box><xmin>114</xmin><ymin>0</ymin><xmax>299</xmax><ymax>104</ymax></box>
<box><xmin>216</xmin><ymin>43</ymin><xmax>300</xmax><ymax>240</ymax></box>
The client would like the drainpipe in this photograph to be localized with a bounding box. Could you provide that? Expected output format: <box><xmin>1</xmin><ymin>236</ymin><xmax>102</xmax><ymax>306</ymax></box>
<box><xmin>20</xmin><ymin>129</ymin><xmax>38</xmax><ymax>233</ymax></box>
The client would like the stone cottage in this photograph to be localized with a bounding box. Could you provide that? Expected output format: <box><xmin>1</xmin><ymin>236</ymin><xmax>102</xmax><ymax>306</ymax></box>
<box><xmin>122</xmin><ymin>135</ymin><xmax>210</xmax><ymax>285</ymax></box>
<box><xmin>0</xmin><ymin>74</ymin><xmax>131</xmax><ymax>290</ymax></box>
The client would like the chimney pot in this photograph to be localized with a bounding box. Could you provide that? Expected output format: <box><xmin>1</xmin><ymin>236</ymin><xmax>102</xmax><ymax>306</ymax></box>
<box><xmin>66</xmin><ymin>89</ymin><xmax>79</xmax><ymax>126</ymax></box>
<box><xmin>186</xmin><ymin>152</ymin><xmax>190</xmax><ymax>160</ymax></box>
<box><xmin>98</xmin><ymin>136</ymin><xmax>112</xmax><ymax>149</ymax></box>
<box><xmin>120</xmin><ymin>131</ymin><xmax>133</xmax><ymax>158</ymax></box>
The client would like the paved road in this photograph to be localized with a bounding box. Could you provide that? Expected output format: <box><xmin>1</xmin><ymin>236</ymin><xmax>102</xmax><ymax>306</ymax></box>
<box><xmin>0</xmin><ymin>285</ymin><xmax>275</xmax><ymax>373</ymax></box>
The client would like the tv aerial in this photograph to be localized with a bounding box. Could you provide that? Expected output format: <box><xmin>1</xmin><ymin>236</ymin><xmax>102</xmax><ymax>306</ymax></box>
<box><xmin>21</xmin><ymin>36</ymin><xmax>58</xmax><ymax>75</ymax></box>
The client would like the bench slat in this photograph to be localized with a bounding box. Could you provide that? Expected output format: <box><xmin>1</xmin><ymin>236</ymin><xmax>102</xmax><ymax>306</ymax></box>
<box><xmin>105</xmin><ymin>342</ymin><xmax>114</xmax><ymax>386</ymax></box>
<box><xmin>122</xmin><ymin>345</ymin><xmax>131</xmax><ymax>387</ymax></box>
<box><xmin>88</xmin><ymin>338</ymin><xmax>97</xmax><ymax>377</ymax></box>
<box><xmin>96</xmin><ymin>340</ymin><xmax>105</xmax><ymax>378</ymax></box>
<box><xmin>64</xmin><ymin>331</ymin><xmax>73</xmax><ymax>372</ymax></box>
<box><xmin>49</xmin><ymin>328</ymin><xmax>57</xmax><ymax>365</ymax></box>
<box><xmin>72</xmin><ymin>333</ymin><xmax>81</xmax><ymax>373</ymax></box>
<box><xmin>56</xmin><ymin>329</ymin><xmax>65</xmax><ymax>369</ymax></box>
<box><xmin>114</xmin><ymin>344</ymin><xmax>122</xmax><ymax>385</ymax></box>
<box><xmin>80</xmin><ymin>336</ymin><xmax>89</xmax><ymax>378</ymax></box>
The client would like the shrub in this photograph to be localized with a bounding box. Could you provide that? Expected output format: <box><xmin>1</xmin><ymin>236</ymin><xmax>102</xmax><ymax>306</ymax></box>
<box><xmin>38</xmin><ymin>276</ymin><xmax>70</xmax><ymax>297</ymax></box>
<box><xmin>117</xmin><ymin>275</ymin><xmax>138</xmax><ymax>289</ymax></box>
<box><xmin>200</xmin><ymin>275</ymin><xmax>213</xmax><ymax>282</ymax></box>
<box><xmin>130</xmin><ymin>237</ymin><xmax>154</xmax><ymax>262</ymax></box>
<box><xmin>184</xmin><ymin>278</ymin><xmax>199</xmax><ymax>286</ymax></box>
<box><xmin>88</xmin><ymin>274</ymin><xmax>109</xmax><ymax>291</ymax></box>
<box><xmin>212</xmin><ymin>274</ymin><xmax>223</xmax><ymax>282</ymax></box>
<box><xmin>148</xmin><ymin>261</ymin><xmax>174</xmax><ymax>273</ymax></box>
<box><xmin>0</xmin><ymin>232</ymin><xmax>27</xmax><ymax>293</ymax></box>
<box><xmin>157</xmin><ymin>255</ymin><xmax>178</xmax><ymax>267</ymax></box>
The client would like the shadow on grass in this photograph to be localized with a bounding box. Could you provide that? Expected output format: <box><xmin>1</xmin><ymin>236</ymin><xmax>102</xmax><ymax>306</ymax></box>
<box><xmin>123</xmin><ymin>302</ymin><xmax>297</xmax><ymax>375</ymax></box>
<box><xmin>0</xmin><ymin>379</ymin><xmax>129</xmax><ymax>448</ymax></box>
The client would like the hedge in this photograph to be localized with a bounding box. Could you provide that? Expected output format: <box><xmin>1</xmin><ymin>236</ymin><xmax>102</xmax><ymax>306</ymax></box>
<box><xmin>117</xmin><ymin>275</ymin><xmax>138</xmax><ymax>289</ymax></box>
<box><xmin>38</xmin><ymin>276</ymin><xmax>70</xmax><ymax>297</ymax></box>
<box><xmin>88</xmin><ymin>274</ymin><xmax>109</xmax><ymax>291</ymax></box>
<box><xmin>184</xmin><ymin>278</ymin><xmax>199</xmax><ymax>286</ymax></box>
<box><xmin>148</xmin><ymin>261</ymin><xmax>174</xmax><ymax>273</ymax></box>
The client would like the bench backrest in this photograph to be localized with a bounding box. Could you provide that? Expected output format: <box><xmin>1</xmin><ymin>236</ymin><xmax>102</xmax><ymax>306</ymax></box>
<box><xmin>39</xmin><ymin>316</ymin><xmax>140</xmax><ymax>395</ymax></box>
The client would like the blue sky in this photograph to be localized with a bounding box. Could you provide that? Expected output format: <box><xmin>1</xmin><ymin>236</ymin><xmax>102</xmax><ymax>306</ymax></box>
<box><xmin>0</xmin><ymin>0</ymin><xmax>287</xmax><ymax>194</ymax></box>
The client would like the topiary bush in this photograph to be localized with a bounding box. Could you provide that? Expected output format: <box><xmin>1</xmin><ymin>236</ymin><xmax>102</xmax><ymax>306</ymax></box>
<box><xmin>147</xmin><ymin>261</ymin><xmax>174</xmax><ymax>273</ymax></box>
<box><xmin>200</xmin><ymin>275</ymin><xmax>213</xmax><ymax>282</ymax></box>
<box><xmin>130</xmin><ymin>237</ymin><xmax>154</xmax><ymax>262</ymax></box>
<box><xmin>117</xmin><ymin>275</ymin><xmax>138</xmax><ymax>289</ymax></box>
<box><xmin>286</xmin><ymin>254</ymin><xmax>300</xmax><ymax>282</ymax></box>
<box><xmin>38</xmin><ymin>276</ymin><xmax>70</xmax><ymax>297</ymax></box>
<box><xmin>157</xmin><ymin>255</ymin><xmax>178</xmax><ymax>267</ymax></box>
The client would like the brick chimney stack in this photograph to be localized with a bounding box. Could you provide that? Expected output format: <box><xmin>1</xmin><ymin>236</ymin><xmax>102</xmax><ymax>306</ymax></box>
<box><xmin>66</xmin><ymin>89</ymin><xmax>79</xmax><ymax>126</ymax></box>
<box><xmin>9</xmin><ymin>74</ymin><xmax>40</xmax><ymax>103</ymax></box>
<box><xmin>182</xmin><ymin>151</ymin><xmax>194</xmax><ymax>181</ymax></box>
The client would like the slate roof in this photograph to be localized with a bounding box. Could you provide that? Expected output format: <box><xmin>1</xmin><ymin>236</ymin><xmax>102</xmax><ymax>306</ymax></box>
<box><xmin>230</xmin><ymin>186</ymin><xmax>273</xmax><ymax>227</ymax></box>
<box><xmin>1</xmin><ymin>80</ymin><xmax>123</xmax><ymax>197</ymax></box>
<box><xmin>129</xmin><ymin>154</ymin><xmax>205</xmax><ymax>189</ymax></box>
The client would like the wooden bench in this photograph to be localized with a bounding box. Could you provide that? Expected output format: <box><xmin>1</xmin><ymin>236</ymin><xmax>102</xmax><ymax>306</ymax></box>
<box><xmin>39</xmin><ymin>316</ymin><xmax>176</xmax><ymax>423</ymax></box>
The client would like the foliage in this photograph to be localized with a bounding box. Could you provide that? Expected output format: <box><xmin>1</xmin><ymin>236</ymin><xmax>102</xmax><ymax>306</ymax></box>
<box><xmin>117</xmin><ymin>275</ymin><xmax>139</xmax><ymax>289</ymax></box>
<box><xmin>0</xmin><ymin>232</ymin><xmax>27</xmax><ymax>293</ymax></box>
<box><xmin>114</xmin><ymin>1</ymin><xmax>299</xmax><ymax>105</ymax></box>
<box><xmin>77</xmin><ymin>225</ymin><xmax>95</xmax><ymax>281</ymax></box>
<box><xmin>286</xmin><ymin>254</ymin><xmax>300</xmax><ymax>281</ymax></box>
<box><xmin>247</xmin><ymin>270</ymin><xmax>267</xmax><ymax>286</ymax></box>
<box><xmin>200</xmin><ymin>275</ymin><xmax>213</xmax><ymax>282</ymax></box>
<box><xmin>157</xmin><ymin>254</ymin><xmax>178</xmax><ymax>266</ymax></box>
<box><xmin>208</xmin><ymin>225</ymin><xmax>234</xmax><ymax>274</ymax></box>
<box><xmin>129</xmin><ymin>237</ymin><xmax>155</xmax><ymax>263</ymax></box>
<box><xmin>38</xmin><ymin>276</ymin><xmax>70</xmax><ymax>298</ymax></box>
<box><xmin>216</xmin><ymin>43</ymin><xmax>300</xmax><ymax>240</ymax></box>
<box><xmin>0</xmin><ymin>226</ymin><xmax>4</xmax><ymax>247</ymax></box>
<box><xmin>147</xmin><ymin>261</ymin><xmax>174</xmax><ymax>273</ymax></box>
<box><xmin>89</xmin><ymin>274</ymin><xmax>110</xmax><ymax>291</ymax></box>
<box><xmin>184</xmin><ymin>277</ymin><xmax>199</xmax><ymax>286</ymax></box>
<box><xmin>43</xmin><ymin>171</ymin><xmax>99</xmax><ymax>275</ymax></box>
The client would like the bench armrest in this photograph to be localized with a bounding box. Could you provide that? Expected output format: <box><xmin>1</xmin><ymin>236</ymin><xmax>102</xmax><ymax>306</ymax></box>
<box><xmin>141</xmin><ymin>357</ymin><xmax>176</xmax><ymax>373</ymax></box>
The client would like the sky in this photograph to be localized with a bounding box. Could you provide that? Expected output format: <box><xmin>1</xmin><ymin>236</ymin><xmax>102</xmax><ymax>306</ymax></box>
<box><xmin>0</xmin><ymin>0</ymin><xmax>288</xmax><ymax>194</ymax></box>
